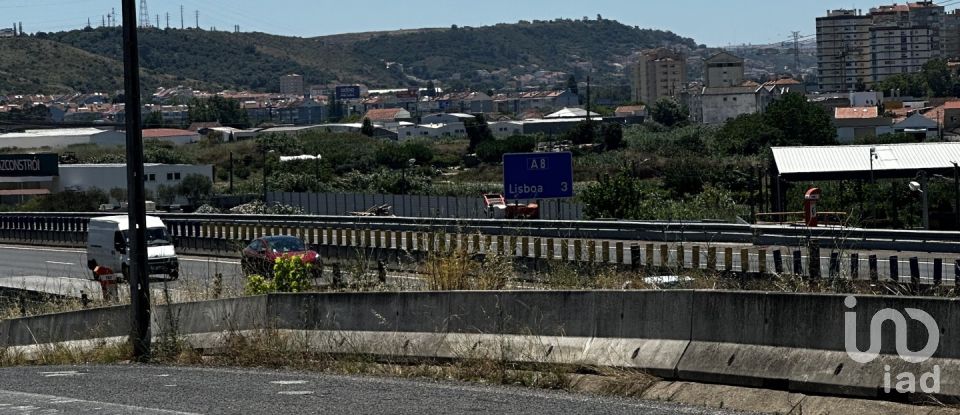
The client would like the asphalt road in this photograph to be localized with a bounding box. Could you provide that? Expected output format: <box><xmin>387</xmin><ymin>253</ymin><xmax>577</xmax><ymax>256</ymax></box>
<box><xmin>0</xmin><ymin>244</ymin><xmax>243</xmax><ymax>286</ymax></box>
<box><xmin>0</xmin><ymin>365</ymin><xmax>748</xmax><ymax>415</ymax></box>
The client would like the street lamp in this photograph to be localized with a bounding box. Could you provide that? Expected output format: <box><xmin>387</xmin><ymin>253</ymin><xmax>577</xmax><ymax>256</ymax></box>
<box><xmin>909</xmin><ymin>170</ymin><xmax>929</xmax><ymax>230</ymax></box>
<box><xmin>869</xmin><ymin>147</ymin><xmax>878</xmax><ymax>183</ymax></box>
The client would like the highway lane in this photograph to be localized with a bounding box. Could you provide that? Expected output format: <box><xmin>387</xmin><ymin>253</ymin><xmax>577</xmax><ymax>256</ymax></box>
<box><xmin>0</xmin><ymin>244</ymin><xmax>244</xmax><ymax>288</ymax></box>
<box><xmin>0</xmin><ymin>365</ymin><xmax>748</xmax><ymax>415</ymax></box>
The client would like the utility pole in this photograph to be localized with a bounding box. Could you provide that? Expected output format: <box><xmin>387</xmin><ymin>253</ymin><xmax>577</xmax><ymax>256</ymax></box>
<box><xmin>792</xmin><ymin>31</ymin><xmax>801</xmax><ymax>78</ymax></box>
<box><xmin>165</xmin><ymin>12</ymin><xmax>170</xmax><ymax>29</ymax></box>
<box><xmin>156</xmin><ymin>14</ymin><xmax>160</xmax><ymax>29</ymax></box>
<box><xmin>180</xmin><ymin>5</ymin><xmax>184</xmax><ymax>29</ymax></box>
<box><xmin>121</xmin><ymin>0</ymin><xmax>151</xmax><ymax>361</ymax></box>
<box><xmin>87</xmin><ymin>18</ymin><xmax>91</xmax><ymax>29</ymax></box>
<box><xmin>195</xmin><ymin>10</ymin><xmax>200</xmax><ymax>29</ymax></box>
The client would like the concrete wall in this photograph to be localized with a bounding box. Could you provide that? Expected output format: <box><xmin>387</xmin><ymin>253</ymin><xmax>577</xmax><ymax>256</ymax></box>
<box><xmin>57</xmin><ymin>164</ymin><xmax>213</xmax><ymax>205</ymax></box>
<box><xmin>701</xmin><ymin>93</ymin><xmax>757</xmax><ymax>124</ymax></box>
<box><xmin>5</xmin><ymin>291</ymin><xmax>960</xmax><ymax>399</ymax></box>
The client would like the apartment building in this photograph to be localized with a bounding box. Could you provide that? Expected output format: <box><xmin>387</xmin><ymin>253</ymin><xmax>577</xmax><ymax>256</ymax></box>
<box><xmin>816</xmin><ymin>2</ymin><xmax>945</xmax><ymax>93</ymax></box>
<box><xmin>944</xmin><ymin>10</ymin><xmax>960</xmax><ymax>59</ymax></box>
<box><xmin>631</xmin><ymin>48</ymin><xmax>687</xmax><ymax>104</ymax></box>
<box><xmin>279</xmin><ymin>74</ymin><xmax>304</xmax><ymax>96</ymax></box>
<box><xmin>816</xmin><ymin>9</ymin><xmax>873</xmax><ymax>92</ymax></box>
<box><xmin>870</xmin><ymin>2</ymin><xmax>944</xmax><ymax>81</ymax></box>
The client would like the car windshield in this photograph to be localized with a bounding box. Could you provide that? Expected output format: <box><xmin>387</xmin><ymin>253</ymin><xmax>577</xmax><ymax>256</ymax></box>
<box><xmin>268</xmin><ymin>237</ymin><xmax>305</xmax><ymax>253</ymax></box>
<box><xmin>122</xmin><ymin>227</ymin><xmax>171</xmax><ymax>247</ymax></box>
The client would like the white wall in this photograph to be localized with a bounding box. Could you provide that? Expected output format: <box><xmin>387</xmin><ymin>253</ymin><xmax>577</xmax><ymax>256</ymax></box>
<box><xmin>396</xmin><ymin>123</ymin><xmax>466</xmax><ymax>141</ymax></box>
<box><xmin>57</xmin><ymin>164</ymin><xmax>213</xmax><ymax>204</ymax></box>
<box><xmin>701</xmin><ymin>93</ymin><xmax>758</xmax><ymax>124</ymax></box>
<box><xmin>0</xmin><ymin>130</ymin><xmax>126</xmax><ymax>149</ymax></box>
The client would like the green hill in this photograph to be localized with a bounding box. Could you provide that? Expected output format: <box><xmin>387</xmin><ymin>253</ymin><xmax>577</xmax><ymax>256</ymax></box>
<box><xmin>0</xmin><ymin>36</ymin><xmax>191</xmax><ymax>94</ymax></box>
<box><xmin>2</xmin><ymin>19</ymin><xmax>698</xmax><ymax>94</ymax></box>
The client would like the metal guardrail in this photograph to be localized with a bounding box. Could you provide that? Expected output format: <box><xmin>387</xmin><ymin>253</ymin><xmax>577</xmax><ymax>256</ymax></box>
<box><xmin>0</xmin><ymin>212</ymin><xmax>958</xmax><ymax>252</ymax></box>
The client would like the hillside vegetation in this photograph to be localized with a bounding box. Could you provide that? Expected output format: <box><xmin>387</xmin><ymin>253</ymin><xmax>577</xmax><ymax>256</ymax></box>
<box><xmin>0</xmin><ymin>36</ymin><xmax>185</xmax><ymax>94</ymax></box>
<box><xmin>2</xmin><ymin>19</ymin><xmax>696</xmax><ymax>94</ymax></box>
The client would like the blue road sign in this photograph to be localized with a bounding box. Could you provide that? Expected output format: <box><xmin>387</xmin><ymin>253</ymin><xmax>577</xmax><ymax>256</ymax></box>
<box><xmin>502</xmin><ymin>152</ymin><xmax>574</xmax><ymax>200</ymax></box>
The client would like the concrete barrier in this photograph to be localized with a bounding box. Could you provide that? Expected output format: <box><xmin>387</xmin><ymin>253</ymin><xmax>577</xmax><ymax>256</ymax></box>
<box><xmin>2</xmin><ymin>290</ymin><xmax>959</xmax><ymax>402</ymax></box>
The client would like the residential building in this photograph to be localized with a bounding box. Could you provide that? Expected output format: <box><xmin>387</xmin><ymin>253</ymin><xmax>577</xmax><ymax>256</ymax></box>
<box><xmin>893</xmin><ymin>112</ymin><xmax>939</xmax><ymax>139</ymax></box>
<box><xmin>614</xmin><ymin>105</ymin><xmax>647</xmax><ymax>118</ymax></box>
<box><xmin>869</xmin><ymin>2</ymin><xmax>944</xmax><ymax>82</ymax></box>
<box><xmin>699</xmin><ymin>85</ymin><xmax>761</xmax><ymax>125</ymax></box>
<box><xmin>816</xmin><ymin>9</ymin><xmax>873</xmax><ymax>92</ymax></box>
<box><xmin>280</xmin><ymin>74</ymin><xmax>304</xmax><ymax>96</ymax></box>
<box><xmin>704</xmin><ymin>51</ymin><xmax>745</xmax><ymax>88</ymax></box>
<box><xmin>945</xmin><ymin>10</ymin><xmax>960</xmax><ymax>59</ymax></box>
<box><xmin>632</xmin><ymin>48</ymin><xmax>687</xmax><ymax>104</ymax></box>
<box><xmin>833</xmin><ymin>106</ymin><xmax>893</xmax><ymax>143</ymax></box>
<box><xmin>0</xmin><ymin>28</ymin><xmax>14</xmax><ymax>38</ymax></box>
<box><xmin>816</xmin><ymin>3</ymin><xmax>945</xmax><ymax>92</ymax></box>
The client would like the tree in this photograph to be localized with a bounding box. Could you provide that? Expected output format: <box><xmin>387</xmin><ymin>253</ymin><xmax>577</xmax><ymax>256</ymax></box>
<box><xmin>562</xmin><ymin>120</ymin><xmax>596</xmax><ymax>145</ymax></box>
<box><xmin>360</xmin><ymin>118</ymin><xmax>375</xmax><ymax>137</ymax></box>
<box><xmin>649</xmin><ymin>98</ymin><xmax>689</xmax><ymax>128</ymax></box>
<box><xmin>923</xmin><ymin>59</ymin><xmax>952</xmax><ymax>97</ymax></box>
<box><xmin>156</xmin><ymin>184</ymin><xmax>178</xmax><ymax>205</ymax></box>
<box><xmin>600</xmin><ymin>123</ymin><xmax>624</xmax><ymax>150</ymax></box>
<box><xmin>177</xmin><ymin>174</ymin><xmax>213</xmax><ymax>206</ymax></box>
<box><xmin>466</xmin><ymin>114</ymin><xmax>495</xmax><ymax>152</ymax></box>
<box><xmin>108</xmin><ymin>187</ymin><xmax>127</xmax><ymax>203</ymax></box>
<box><xmin>712</xmin><ymin>113</ymin><xmax>783</xmax><ymax>156</ymax></box>
<box><xmin>143</xmin><ymin>111</ymin><xmax>165</xmax><ymax>128</ymax></box>
<box><xmin>762</xmin><ymin>93</ymin><xmax>835</xmax><ymax>146</ymax></box>
<box><xmin>187</xmin><ymin>96</ymin><xmax>250</xmax><ymax>128</ymax></box>
<box><xmin>566</xmin><ymin>74</ymin><xmax>579</xmax><ymax>95</ymax></box>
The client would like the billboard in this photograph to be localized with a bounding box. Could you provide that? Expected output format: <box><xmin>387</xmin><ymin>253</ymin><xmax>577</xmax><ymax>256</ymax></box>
<box><xmin>0</xmin><ymin>153</ymin><xmax>59</xmax><ymax>177</ymax></box>
<box><xmin>335</xmin><ymin>86</ymin><xmax>361</xmax><ymax>100</ymax></box>
<box><xmin>502</xmin><ymin>152</ymin><xmax>573</xmax><ymax>200</ymax></box>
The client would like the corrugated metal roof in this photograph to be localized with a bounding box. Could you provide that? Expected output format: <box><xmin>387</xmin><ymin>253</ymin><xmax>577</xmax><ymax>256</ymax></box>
<box><xmin>773</xmin><ymin>143</ymin><xmax>960</xmax><ymax>178</ymax></box>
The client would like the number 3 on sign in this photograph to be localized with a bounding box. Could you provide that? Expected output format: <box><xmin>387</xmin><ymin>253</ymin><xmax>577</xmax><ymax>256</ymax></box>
<box><xmin>560</xmin><ymin>182</ymin><xmax>569</xmax><ymax>192</ymax></box>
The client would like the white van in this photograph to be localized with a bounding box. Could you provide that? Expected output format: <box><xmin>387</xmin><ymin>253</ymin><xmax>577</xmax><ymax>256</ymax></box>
<box><xmin>86</xmin><ymin>215</ymin><xmax>180</xmax><ymax>281</ymax></box>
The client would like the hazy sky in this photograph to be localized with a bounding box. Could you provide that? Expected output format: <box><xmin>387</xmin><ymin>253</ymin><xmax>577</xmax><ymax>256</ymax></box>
<box><xmin>3</xmin><ymin>0</ymin><xmax>951</xmax><ymax>46</ymax></box>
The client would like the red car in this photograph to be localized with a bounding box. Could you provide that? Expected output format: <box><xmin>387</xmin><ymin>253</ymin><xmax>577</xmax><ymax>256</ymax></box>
<box><xmin>241</xmin><ymin>235</ymin><xmax>320</xmax><ymax>276</ymax></box>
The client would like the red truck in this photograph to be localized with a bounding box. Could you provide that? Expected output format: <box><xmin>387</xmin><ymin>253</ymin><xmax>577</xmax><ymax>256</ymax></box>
<box><xmin>483</xmin><ymin>194</ymin><xmax>539</xmax><ymax>219</ymax></box>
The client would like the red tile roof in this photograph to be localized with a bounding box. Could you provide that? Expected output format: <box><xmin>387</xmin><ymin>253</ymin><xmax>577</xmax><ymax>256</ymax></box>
<box><xmin>835</xmin><ymin>107</ymin><xmax>879</xmax><ymax>119</ymax></box>
<box><xmin>363</xmin><ymin>108</ymin><xmax>406</xmax><ymax>122</ymax></box>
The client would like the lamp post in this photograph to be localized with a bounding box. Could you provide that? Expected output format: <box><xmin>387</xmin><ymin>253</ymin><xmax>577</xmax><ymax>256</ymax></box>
<box><xmin>909</xmin><ymin>171</ymin><xmax>929</xmax><ymax>230</ymax></box>
<box><xmin>953</xmin><ymin>161</ymin><xmax>959</xmax><ymax>230</ymax></box>
<box><xmin>869</xmin><ymin>147</ymin><xmax>878</xmax><ymax>183</ymax></box>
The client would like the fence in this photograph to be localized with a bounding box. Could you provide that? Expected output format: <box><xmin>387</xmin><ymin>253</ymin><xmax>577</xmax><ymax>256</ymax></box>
<box><xmin>1</xmin><ymin>213</ymin><xmax>957</xmax><ymax>286</ymax></box>
<box><xmin>267</xmin><ymin>191</ymin><xmax>584</xmax><ymax>220</ymax></box>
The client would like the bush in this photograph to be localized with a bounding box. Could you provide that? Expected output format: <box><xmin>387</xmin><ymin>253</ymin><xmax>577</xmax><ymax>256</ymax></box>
<box><xmin>18</xmin><ymin>188</ymin><xmax>109</xmax><ymax>212</ymax></box>
<box><xmin>244</xmin><ymin>256</ymin><xmax>313</xmax><ymax>295</ymax></box>
<box><xmin>475</xmin><ymin>135</ymin><xmax>535</xmax><ymax>163</ymax></box>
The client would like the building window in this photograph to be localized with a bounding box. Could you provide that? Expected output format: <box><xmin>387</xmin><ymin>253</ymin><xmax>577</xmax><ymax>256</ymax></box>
<box><xmin>174</xmin><ymin>172</ymin><xmax>181</xmax><ymax>180</ymax></box>
<box><xmin>147</xmin><ymin>174</ymin><xmax>156</xmax><ymax>182</ymax></box>
<box><xmin>167</xmin><ymin>173</ymin><xmax>173</xmax><ymax>181</ymax></box>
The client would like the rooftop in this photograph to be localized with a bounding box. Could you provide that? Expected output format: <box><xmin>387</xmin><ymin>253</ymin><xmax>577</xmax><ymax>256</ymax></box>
<box><xmin>773</xmin><ymin>142</ymin><xmax>960</xmax><ymax>181</ymax></box>
<box><xmin>141</xmin><ymin>128</ymin><xmax>198</xmax><ymax>138</ymax></box>
<box><xmin>835</xmin><ymin>107</ymin><xmax>880</xmax><ymax>119</ymax></box>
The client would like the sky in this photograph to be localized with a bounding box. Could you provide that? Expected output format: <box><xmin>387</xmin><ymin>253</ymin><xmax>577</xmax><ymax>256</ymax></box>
<box><xmin>2</xmin><ymin>0</ymin><xmax>953</xmax><ymax>47</ymax></box>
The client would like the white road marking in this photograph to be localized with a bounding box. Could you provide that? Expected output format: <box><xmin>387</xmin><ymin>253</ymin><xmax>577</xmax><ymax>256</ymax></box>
<box><xmin>44</xmin><ymin>261</ymin><xmax>75</xmax><ymax>266</ymax></box>
<box><xmin>40</xmin><ymin>371</ymin><xmax>83</xmax><ymax>377</ymax></box>
<box><xmin>277</xmin><ymin>391</ymin><xmax>313</xmax><ymax>395</ymax></box>
<box><xmin>0</xmin><ymin>389</ymin><xmax>202</xmax><ymax>414</ymax></box>
<box><xmin>0</xmin><ymin>245</ymin><xmax>239</xmax><ymax>264</ymax></box>
<box><xmin>270</xmin><ymin>380</ymin><xmax>308</xmax><ymax>385</ymax></box>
